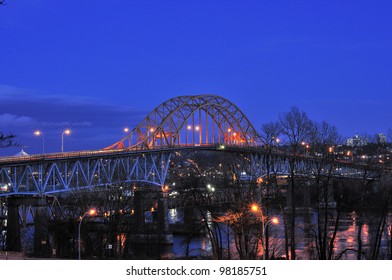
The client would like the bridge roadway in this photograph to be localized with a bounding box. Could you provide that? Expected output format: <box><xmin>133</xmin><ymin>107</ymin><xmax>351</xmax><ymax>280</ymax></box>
<box><xmin>0</xmin><ymin>144</ymin><xmax>388</xmax><ymax>197</ymax></box>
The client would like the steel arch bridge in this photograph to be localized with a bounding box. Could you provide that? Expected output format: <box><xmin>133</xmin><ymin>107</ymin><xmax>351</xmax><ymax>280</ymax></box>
<box><xmin>0</xmin><ymin>95</ymin><xmax>387</xmax><ymax>197</ymax></box>
<box><xmin>105</xmin><ymin>94</ymin><xmax>262</xmax><ymax>149</ymax></box>
<box><xmin>0</xmin><ymin>95</ymin><xmax>262</xmax><ymax>196</ymax></box>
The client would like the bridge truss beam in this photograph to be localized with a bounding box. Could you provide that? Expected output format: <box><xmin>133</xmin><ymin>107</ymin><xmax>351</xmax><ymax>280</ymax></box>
<box><xmin>0</xmin><ymin>152</ymin><xmax>171</xmax><ymax>196</ymax></box>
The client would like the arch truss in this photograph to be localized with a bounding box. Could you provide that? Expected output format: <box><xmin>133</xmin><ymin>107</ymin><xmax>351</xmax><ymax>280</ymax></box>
<box><xmin>105</xmin><ymin>95</ymin><xmax>262</xmax><ymax>150</ymax></box>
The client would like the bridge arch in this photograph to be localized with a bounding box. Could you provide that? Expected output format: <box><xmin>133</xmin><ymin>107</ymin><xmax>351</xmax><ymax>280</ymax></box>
<box><xmin>106</xmin><ymin>95</ymin><xmax>262</xmax><ymax>149</ymax></box>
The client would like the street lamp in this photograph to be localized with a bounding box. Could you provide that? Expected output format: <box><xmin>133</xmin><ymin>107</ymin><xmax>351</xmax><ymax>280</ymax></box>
<box><xmin>250</xmin><ymin>203</ymin><xmax>279</xmax><ymax>260</ymax></box>
<box><xmin>186</xmin><ymin>125</ymin><xmax>192</xmax><ymax>146</ymax></box>
<box><xmin>61</xmin><ymin>129</ymin><xmax>71</xmax><ymax>152</ymax></box>
<box><xmin>34</xmin><ymin>130</ymin><xmax>45</xmax><ymax>153</ymax></box>
<box><xmin>78</xmin><ymin>208</ymin><xmax>96</xmax><ymax>260</ymax></box>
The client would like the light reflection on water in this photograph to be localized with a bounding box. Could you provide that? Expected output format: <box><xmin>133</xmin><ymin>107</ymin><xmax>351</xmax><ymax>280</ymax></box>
<box><xmin>13</xmin><ymin>208</ymin><xmax>392</xmax><ymax>259</ymax></box>
<box><xmin>165</xmin><ymin>209</ymin><xmax>392</xmax><ymax>260</ymax></box>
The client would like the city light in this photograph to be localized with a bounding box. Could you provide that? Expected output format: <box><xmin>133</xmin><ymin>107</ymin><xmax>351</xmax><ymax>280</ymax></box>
<box><xmin>251</xmin><ymin>203</ymin><xmax>259</xmax><ymax>212</ymax></box>
<box><xmin>124</xmin><ymin>127</ymin><xmax>129</xmax><ymax>133</ymax></box>
<box><xmin>61</xmin><ymin>129</ymin><xmax>71</xmax><ymax>152</ymax></box>
<box><xmin>34</xmin><ymin>130</ymin><xmax>45</xmax><ymax>153</ymax></box>
<box><xmin>78</xmin><ymin>208</ymin><xmax>97</xmax><ymax>260</ymax></box>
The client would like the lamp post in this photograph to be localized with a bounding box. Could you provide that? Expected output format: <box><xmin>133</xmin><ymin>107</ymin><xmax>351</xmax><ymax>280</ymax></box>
<box><xmin>250</xmin><ymin>204</ymin><xmax>279</xmax><ymax>260</ymax></box>
<box><xmin>34</xmin><ymin>130</ymin><xmax>45</xmax><ymax>153</ymax></box>
<box><xmin>61</xmin><ymin>129</ymin><xmax>71</xmax><ymax>152</ymax></box>
<box><xmin>186</xmin><ymin>125</ymin><xmax>192</xmax><ymax>146</ymax></box>
<box><xmin>78</xmin><ymin>208</ymin><xmax>96</xmax><ymax>260</ymax></box>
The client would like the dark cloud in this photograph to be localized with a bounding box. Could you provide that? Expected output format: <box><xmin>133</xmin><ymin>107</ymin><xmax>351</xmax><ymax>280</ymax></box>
<box><xmin>0</xmin><ymin>85</ymin><xmax>148</xmax><ymax>155</ymax></box>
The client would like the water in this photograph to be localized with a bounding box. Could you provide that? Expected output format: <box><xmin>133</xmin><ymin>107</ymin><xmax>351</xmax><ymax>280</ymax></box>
<box><xmin>145</xmin><ymin>208</ymin><xmax>392</xmax><ymax>260</ymax></box>
<box><xmin>7</xmin><ymin>208</ymin><xmax>392</xmax><ymax>259</ymax></box>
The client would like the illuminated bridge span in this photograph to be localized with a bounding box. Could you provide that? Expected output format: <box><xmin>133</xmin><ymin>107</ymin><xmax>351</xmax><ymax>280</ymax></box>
<box><xmin>105</xmin><ymin>95</ymin><xmax>262</xmax><ymax>149</ymax></box>
<box><xmin>0</xmin><ymin>95</ymin><xmax>386</xmax><ymax>197</ymax></box>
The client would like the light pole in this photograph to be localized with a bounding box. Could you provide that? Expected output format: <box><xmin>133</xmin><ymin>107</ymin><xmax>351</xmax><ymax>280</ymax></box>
<box><xmin>78</xmin><ymin>208</ymin><xmax>96</xmax><ymax>260</ymax></box>
<box><xmin>61</xmin><ymin>129</ymin><xmax>71</xmax><ymax>152</ymax></box>
<box><xmin>34</xmin><ymin>130</ymin><xmax>45</xmax><ymax>153</ymax></box>
<box><xmin>250</xmin><ymin>204</ymin><xmax>279</xmax><ymax>260</ymax></box>
<box><xmin>186</xmin><ymin>125</ymin><xmax>192</xmax><ymax>146</ymax></box>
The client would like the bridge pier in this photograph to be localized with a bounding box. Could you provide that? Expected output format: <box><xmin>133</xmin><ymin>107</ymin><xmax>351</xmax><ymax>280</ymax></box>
<box><xmin>319</xmin><ymin>180</ymin><xmax>336</xmax><ymax>208</ymax></box>
<box><xmin>158</xmin><ymin>191</ymin><xmax>170</xmax><ymax>233</ymax></box>
<box><xmin>5</xmin><ymin>196</ymin><xmax>52</xmax><ymax>257</ymax></box>
<box><xmin>285</xmin><ymin>179</ymin><xmax>313</xmax><ymax>213</ymax></box>
<box><xmin>6</xmin><ymin>198</ymin><xmax>21</xmax><ymax>252</ymax></box>
<box><xmin>33</xmin><ymin>204</ymin><xmax>50</xmax><ymax>258</ymax></box>
<box><xmin>133</xmin><ymin>191</ymin><xmax>145</xmax><ymax>232</ymax></box>
<box><xmin>131</xmin><ymin>189</ymin><xmax>173</xmax><ymax>244</ymax></box>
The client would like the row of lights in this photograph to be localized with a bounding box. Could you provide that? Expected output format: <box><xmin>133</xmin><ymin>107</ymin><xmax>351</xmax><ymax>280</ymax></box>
<box><xmin>123</xmin><ymin>126</ymin><xmax>243</xmax><ymax>134</ymax></box>
<box><xmin>33</xmin><ymin>129</ymin><xmax>71</xmax><ymax>153</ymax></box>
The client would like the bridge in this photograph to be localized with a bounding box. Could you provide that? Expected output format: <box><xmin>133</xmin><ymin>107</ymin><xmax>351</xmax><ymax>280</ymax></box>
<box><xmin>0</xmin><ymin>94</ymin><xmax>386</xmax><ymax>197</ymax></box>
<box><xmin>0</xmin><ymin>94</ymin><xmax>389</xmax><ymax>256</ymax></box>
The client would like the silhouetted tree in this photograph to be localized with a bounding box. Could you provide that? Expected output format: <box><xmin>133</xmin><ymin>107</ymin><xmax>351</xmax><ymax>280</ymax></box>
<box><xmin>308</xmin><ymin>121</ymin><xmax>342</xmax><ymax>259</ymax></box>
<box><xmin>278</xmin><ymin>106</ymin><xmax>314</xmax><ymax>259</ymax></box>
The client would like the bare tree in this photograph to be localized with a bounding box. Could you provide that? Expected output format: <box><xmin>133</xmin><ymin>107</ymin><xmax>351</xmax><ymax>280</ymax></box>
<box><xmin>278</xmin><ymin>106</ymin><xmax>314</xmax><ymax>260</ymax></box>
<box><xmin>308</xmin><ymin>121</ymin><xmax>341</xmax><ymax>259</ymax></box>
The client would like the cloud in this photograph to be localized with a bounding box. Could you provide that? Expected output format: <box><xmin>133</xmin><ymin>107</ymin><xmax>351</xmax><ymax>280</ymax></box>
<box><xmin>0</xmin><ymin>85</ymin><xmax>149</xmax><ymax>154</ymax></box>
<box><xmin>0</xmin><ymin>84</ymin><xmax>148</xmax><ymax>127</ymax></box>
<box><xmin>0</xmin><ymin>113</ymin><xmax>36</xmax><ymax>127</ymax></box>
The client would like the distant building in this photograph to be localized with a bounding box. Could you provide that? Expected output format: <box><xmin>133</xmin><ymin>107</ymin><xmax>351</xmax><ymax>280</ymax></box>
<box><xmin>346</xmin><ymin>134</ymin><xmax>367</xmax><ymax>147</ymax></box>
<box><xmin>376</xmin><ymin>133</ymin><xmax>387</xmax><ymax>144</ymax></box>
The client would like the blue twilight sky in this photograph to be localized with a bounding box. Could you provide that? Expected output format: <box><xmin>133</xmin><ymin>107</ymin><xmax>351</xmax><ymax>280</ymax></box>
<box><xmin>0</xmin><ymin>0</ymin><xmax>391</xmax><ymax>156</ymax></box>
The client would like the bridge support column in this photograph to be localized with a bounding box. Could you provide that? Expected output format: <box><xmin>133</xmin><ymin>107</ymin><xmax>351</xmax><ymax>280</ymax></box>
<box><xmin>33</xmin><ymin>203</ymin><xmax>50</xmax><ymax>258</ymax></box>
<box><xmin>157</xmin><ymin>191</ymin><xmax>172</xmax><ymax>243</ymax></box>
<box><xmin>131</xmin><ymin>189</ymin><xmax>173</xmax><ymax>245</ymax></box>
<box><xmin>133</xmin><ymin>191</ymin><xmax>145</xmax><ymax>232</ymax></box>
<box><xmin>6</xmin><ymin>198</ymin><xmax>21</xmax><ymax>252</ymax></box>
<box><xmin>319</xmin><ymin>180</ymin><xmax>336</xmax><ymax>208</ymax></box>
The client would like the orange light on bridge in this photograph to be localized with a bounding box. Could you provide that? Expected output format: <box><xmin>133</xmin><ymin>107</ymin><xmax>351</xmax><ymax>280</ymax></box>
<box><xmin>124</xmin><ymin>127</ymin><xmax>129</xmax><ymax>133</ymax></box>
<box><xmin>195</xmin><ymin>126</ymin><xmax>200</xmax><ymax>131</ymax></box>
<box><xmin>149</xmin><ymin>128</ymin><xmax>155</xmax><ymax>132</ymax></box>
